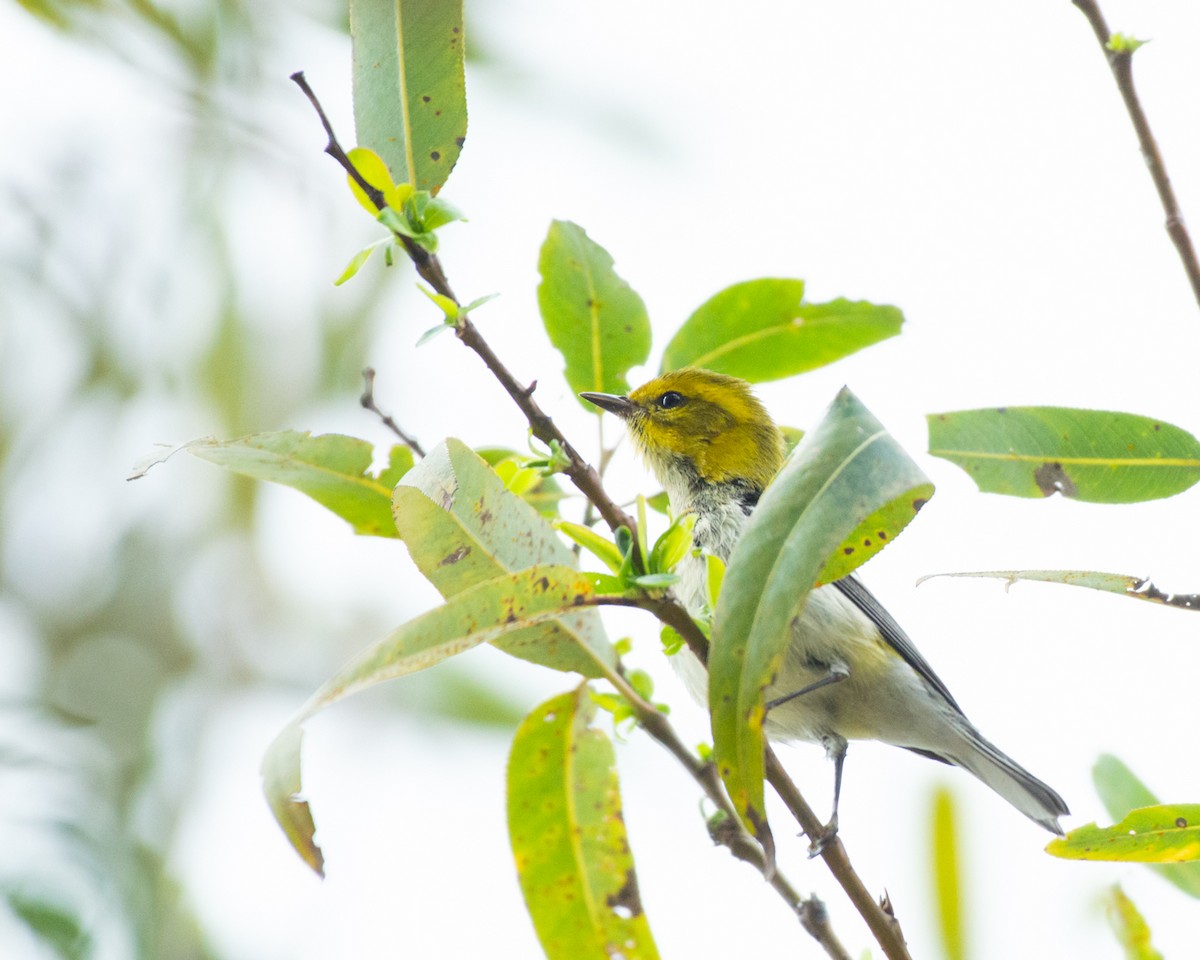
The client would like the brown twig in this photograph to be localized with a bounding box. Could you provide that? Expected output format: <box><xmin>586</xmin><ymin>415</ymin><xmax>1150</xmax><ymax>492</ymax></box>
<box><xmin>360</xmin><ymin>367</ymin><xmax>426</xmax><ymax>457</ymax></box>
<box><xmin>598</xmin><ymin>656</ymin><xmax>849</xmax><ymax>960</ymax></box>
<box><xmin>1071</xmin><ymin>0</ymin><xmax>1200</xmax><ymax>310</ymax></box>
<box><xmin>293</xmin><ymin>70</ymin><xmax>907</xmax><ymax>960</ymax></box>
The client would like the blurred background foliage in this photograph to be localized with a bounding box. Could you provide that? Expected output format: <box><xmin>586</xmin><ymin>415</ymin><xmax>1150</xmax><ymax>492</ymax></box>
<box><xmin>0</xmin><ymin>3</ymin><xmax>521</xmax><ymax>956</ymax></box>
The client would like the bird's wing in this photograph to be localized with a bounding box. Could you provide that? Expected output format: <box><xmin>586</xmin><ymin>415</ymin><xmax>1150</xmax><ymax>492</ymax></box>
<box><xmin>832</xmin><ymin>574</ymin><xmax>965</xmax><ymax>716</ymax></box>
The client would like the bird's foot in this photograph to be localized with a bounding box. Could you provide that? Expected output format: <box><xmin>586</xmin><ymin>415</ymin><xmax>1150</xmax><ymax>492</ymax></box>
<box><xmin>805</xmin><ymin>815</ymin><xmax>839</xmax><ymax>858</ymax></box>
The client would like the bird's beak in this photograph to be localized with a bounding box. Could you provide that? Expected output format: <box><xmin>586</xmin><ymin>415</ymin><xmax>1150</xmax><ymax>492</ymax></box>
<box><xmin>580</xmin><ymin>392</ymin><xmax>635</xmax><ymax>418</ymax></box>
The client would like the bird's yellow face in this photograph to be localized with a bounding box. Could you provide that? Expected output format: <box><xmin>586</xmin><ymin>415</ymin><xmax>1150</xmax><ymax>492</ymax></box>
<box><xmin>582</xmin><ymin>368</ymin><xmax>784</xmax><ymax>492</ymax></box>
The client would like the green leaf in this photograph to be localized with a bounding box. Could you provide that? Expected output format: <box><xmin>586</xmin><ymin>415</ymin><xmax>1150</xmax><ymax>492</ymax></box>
<box><xmin>129</xmin><ymin>432</ymin><xmax>413</xmax><ymax>537</ymax></box>
<box><xmin>537</xmin><ymin>220</ymin><xmax>651</xmax><ymax>404</ymax></box>
<box><xmin>1047</xmin><ymin>804</ymin><xmax>1200</xmax><ymax>862</ymax></box>
<box><xmin>417</xmin><ymin>282</ymin><xmax>460</xmax><ymax>320</ymax></box>
<box><xmin>334</xmin><ymin>238</ymin><xmax>391</xmax><ymax>286</ymax></box>
<box><xmin>915</xmin><ymin>570</ymin><xmax>1200</xmax><ymax>613</ymax></box>
<box><xmin>394</xmin><ymin>439</ymin><xmax>614</xmax><ymax>676</ymax></box>
<box><xmin>348</xmin><ymin>0</ymin><xmax>467</xmax><ymax>194</ymax></box>
<box><xmin>556</xmin><ymin>520</ymin><xmax>625</xmax><ymax>574</ymax></box>
<box><xmin>661</xmin><ymin>279</ymin><xmax>903</xmax><ymax>382</ymax></box>
<box><xmin>931</xmin><ymin>786</ymin><xmax>966</xmax><ymax>960</ymax></box>
<box><xmin>507</xmin><ymin>686</ymin><xmax>660</xmax><ymax>960</ymax></box>
<box><xmin>476</xmin><ymin>447</ymin><xmax>567</xmax><ymax>517</ymax></box>
<box><xmin>710</xmin><ymin>388</ymin><xmax>932</xmax><ymax>840</ymax></box>
<box><xmin>927</xmin><ymin>406</ymin><xmax>1200</xmax><ymax>503</ymax></box>
<box><xmin>648</xmin><ymin>513</ymin><xmax>695</xmax><ymax>574</ymax></box>
<box><xmin>263</xmin><ymin>564</ymin><xmax>602</xmax><ymax>873</ymax></box>
<box><xmin>1107</xmin><ymin>34</ymin><xmax>1148</xmax><ymax>55</ymax></box>
<box><xmin>1094</xmin><ymin>755</ymin><xmax>1200</xmax><ymax>898</ymax></box>
<box><xmin>6</xmin><ymin>893</ymin><xmax>90</xmax><ymax>960</ymax></box>
<box><xmin>1107</xmin><ymin>886</ymin><xmax>1163</xmax><ymax>960</ymax></box>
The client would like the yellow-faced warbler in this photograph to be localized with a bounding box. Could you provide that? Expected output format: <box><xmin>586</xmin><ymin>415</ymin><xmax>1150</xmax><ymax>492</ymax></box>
<box><xmin>582</xmin><ymin>368</ymin><xmax>1068</xmax><ymax>840</ymax></box>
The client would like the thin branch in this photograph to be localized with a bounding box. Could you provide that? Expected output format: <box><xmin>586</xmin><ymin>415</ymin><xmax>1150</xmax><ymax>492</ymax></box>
<box><xmin>599</xmin><ymin>657</ymin><xmax>849</xmax><ymax>960</ymax></box>
<box><xmin>293</xmin><ymin>71</ymin><xmax>906</xmax><ymax>960</ymax></box>
<box><xmin>360</xmin><ymin>367</ymin><xmax>426</xmax><ymax>457</ymax></box>
<box><xmin>1071</xmin><ymin>0</ymin><xmax>1200</xmax><ymax>310</ymax></box>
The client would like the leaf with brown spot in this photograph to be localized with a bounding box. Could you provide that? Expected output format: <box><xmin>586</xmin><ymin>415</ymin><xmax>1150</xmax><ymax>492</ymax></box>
<box><xmin>928</xmin><ymin>406</ymin><xmax>1200</xmax><ymax>503</ymax></box>
<box><xmin>394</xmin><ymin>440</ymin><xmax>615</xmax><ymax>676</ymax></box>
<box><xmin>507</xmin><ymin>685</ymin><xmax>660</xmax><ymax>959</ymax></box>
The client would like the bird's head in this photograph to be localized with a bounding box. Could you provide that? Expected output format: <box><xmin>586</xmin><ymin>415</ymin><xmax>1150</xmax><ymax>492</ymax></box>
<box><xmin>581</xmin><ymin>368</ymin><xmax>784</xmax><ymax>499</ymax></box>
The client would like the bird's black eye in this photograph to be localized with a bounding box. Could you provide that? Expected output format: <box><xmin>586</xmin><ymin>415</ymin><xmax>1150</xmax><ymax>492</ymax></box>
<box><xmin>658</xmin><ymin>391</ymin><xmax>685</xmax><ymax>410</ymax></box>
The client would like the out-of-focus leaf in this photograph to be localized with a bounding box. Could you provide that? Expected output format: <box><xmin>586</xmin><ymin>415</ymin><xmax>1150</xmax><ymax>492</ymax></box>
<box><xmin>348</xmin><ymin>0</ymin><xmax>467</xmax><ymax>194</ymax></box>
<box><xmin>334</xmin><ymin>238</ymin><xmax>391</xmax><ymax>286</ymax></box>
<box><xmin>261</xmin><ymin>725</ymin><xmax>323</xmax><ymax>876</ymax></box>
<box><xmin>507</xmin><ymin>686</ymin><xmax>660</xmax><ymax>960</ymax></box>
<box><xmin>1047</xmin><ymin>804</ymin><xmax>1200</xmax><ymax>862</ymax></box>
<box><xmin>476</xmin><ymin>447</ymin><xmax>568</xmax><ymax>517</ymax></box>
<box><xmin>931</xmin><ymin>786</ymin><xmax>965</xmax><ymax>960</ymax></box>
<box><xmin>927</xmin><ymin>406</ymin><xmax>1200</xmax><ymax>503</ymax></box>
<box><xmin>263</xmin><ymin>564</ymin><xmax>603</xmax><ymax>873</ymax></box>
<box><xmin>661</xmin><ymin>279</ymin><xmax>902</xmax><ymax>382</ymax></box>
<box><xmin>916</xmin><ymin>570</ymin><xmax>1200</xmax><ymax>613</ymax></box>
<box><xmin>711</xmin><ymin>388</ymin><xmax>931</xmax><ymax>843</ymax></box>
<box><xmin>1094</xmin><ymin>755</ymin><xmax>1200</xmax><ymax>898</ymax></box>
<box><xmin>537</xmin><ymin>221</ymin><xmax>651</xmax><ymax>405</ymax></box>
<box><xmin>6</xmin><ymin>893</ymin><xmax>90</xmax><ymax>960</ymax></box>
<box><xmin>1107</xmin><ymin>886</ymin><xmax>1163</xmax><ymax>960</ymax></box>
<box><xmin>129</xmin><ymin>432</ymin><xmax>413</xmax><ymax>538</ymax></box>
<box><xmin>394</xmin><ymin>440</ymin><xmax>614</xmax><ymax>676</ymax></box>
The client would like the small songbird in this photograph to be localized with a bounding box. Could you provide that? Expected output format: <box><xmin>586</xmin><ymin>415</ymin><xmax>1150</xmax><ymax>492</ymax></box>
<box><xmin>581</xmin><ymin>368</ymin><xmax>1068</xmax><ymax>840</ymax></box>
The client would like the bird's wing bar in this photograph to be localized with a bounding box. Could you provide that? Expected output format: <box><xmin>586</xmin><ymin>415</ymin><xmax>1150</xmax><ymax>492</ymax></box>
<box><xmin>833</xmin><ymin>575</ymin><xmax>965</xmax><ymax>715</ymax></box>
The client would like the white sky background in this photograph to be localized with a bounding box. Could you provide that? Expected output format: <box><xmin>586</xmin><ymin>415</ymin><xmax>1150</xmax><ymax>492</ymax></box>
<box><xmin>4</xmin><ymin>1</ymin><xmax>1200</xmax><ymax>958</ymax></box>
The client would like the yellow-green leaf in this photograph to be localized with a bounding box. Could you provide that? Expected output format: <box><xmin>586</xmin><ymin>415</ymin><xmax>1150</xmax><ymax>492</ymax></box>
<box><xmin>931</xmin><ymin>786</ymin><xmax>966</xmax><ymax>960</ymax></box>
<box><xmin>1047</xmin><ymin>804</ymin><xmax>1200</xmax><ymax>862</ymax></box>
<box><xmin>1094</xmin><ymin>755</ymin><xmax>1200</xmax><ymax>898</ymax></box>
<box><xmin>1107</xmin><ymin>886</ymin><xmax>1163</xmax><ymax>960</ymax></box>
<box><xmin>263</xmin><ymin>564</ymin><xmax>600</xmax><ymax>873</ymax></box>
<box><xmin>507</xmin><ymin>686</ymin><xmax>660</xmax><ymax>960</ymax></box>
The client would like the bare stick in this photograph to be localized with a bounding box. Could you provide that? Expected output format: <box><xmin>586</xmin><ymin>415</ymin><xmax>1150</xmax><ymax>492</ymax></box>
<box><xmin>360</xmin><ymin>367</ymin><xmax>426</xmax><ymax>457</ymax></box>
<box><xmin>597</xmin><ymin>654</ymin><xmax>850</xmax><ymax>960</ymax></box>
<box><xmin>1071</xmin><ymin>0</ymin><xmax>1200</xmax><ymax>309</ymax></box>
<box><xmin>292</xmin><ymin>71</ymin><xmax>908</xmax><ymax>960</ymax></box>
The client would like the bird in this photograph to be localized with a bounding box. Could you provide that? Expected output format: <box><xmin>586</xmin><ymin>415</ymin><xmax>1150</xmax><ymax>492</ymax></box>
<box><xmin>581</xmin><ymin>367</ymin><xmax>1069</xmax><ymax>843</ymax></box>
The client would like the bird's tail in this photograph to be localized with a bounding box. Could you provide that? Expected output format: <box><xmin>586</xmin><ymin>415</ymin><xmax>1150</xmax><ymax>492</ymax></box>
<box><xmin>951</xmin><ymin>729</ymin><xmax>1069</xmax><ymax>835</ymax></box>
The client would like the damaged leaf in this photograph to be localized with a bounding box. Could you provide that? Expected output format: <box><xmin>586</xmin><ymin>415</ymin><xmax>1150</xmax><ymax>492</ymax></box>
<box><xmin>927</xmin><ymin>406</ymin><xmax>1200</xmax><ymax>503</ymax></box>
<box><xmin>394</xmin><ymin>439</ymin><xmax>615</xmax><ymax>675</ymax></box>
<box><xmin>128</xmin><ymin>431</ymin><xmax>412</xmax><ymax>538</ymax></box>
<box><xmin>507</xmin><ymin>685</ymin><xmax>660</xmax><ymax>960</ymax></box>
<box><xmin>916</xmin><ymin>570</ymin><xmax>1200</xmax><ymax>612</ymax></box>
<box><xmin>263</xmin><ymin>565</ymin><xmax>602</xmax><ymax>874</ymax></box>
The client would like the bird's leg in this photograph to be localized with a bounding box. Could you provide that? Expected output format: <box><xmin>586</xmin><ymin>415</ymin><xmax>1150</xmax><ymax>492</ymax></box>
<box><xmin>765</xmin><ymin>662</ymin><xmax>849</xmax><ymax>710</ymax></box>
<box><xmin>807</xmin><ymin>737</ymin><xmax>848</xmax><ymax>857</ymax></box>
<box><xmin>763</xmin><ymin>664</ymin><xmax>851</xmax><ymax>856</ymax></box>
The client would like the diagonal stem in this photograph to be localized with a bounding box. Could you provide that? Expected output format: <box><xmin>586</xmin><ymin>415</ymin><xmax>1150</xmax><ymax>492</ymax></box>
<box><xmin>1071</xmin><ymin>0</ymin><xmax>1200</xmax><ymax>310</ymax></box>
<box><xmin>292</xmin><ymin>69</ymin><xmax>909</xmax><ymax>960</ymax></box>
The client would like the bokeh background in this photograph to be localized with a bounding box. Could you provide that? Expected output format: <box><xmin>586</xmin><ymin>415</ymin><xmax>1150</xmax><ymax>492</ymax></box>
<box><xmin>3</xmin><ymin>1</ymin><xmax>1198</xmax><ymax>957</ymax></box>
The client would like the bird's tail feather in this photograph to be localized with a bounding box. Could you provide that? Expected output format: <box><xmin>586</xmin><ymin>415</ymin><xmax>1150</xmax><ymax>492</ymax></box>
<box><xmin>952</xmin><ymin>730</ymin><xmax>1069</xmax><ymax>835</ymax></box>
